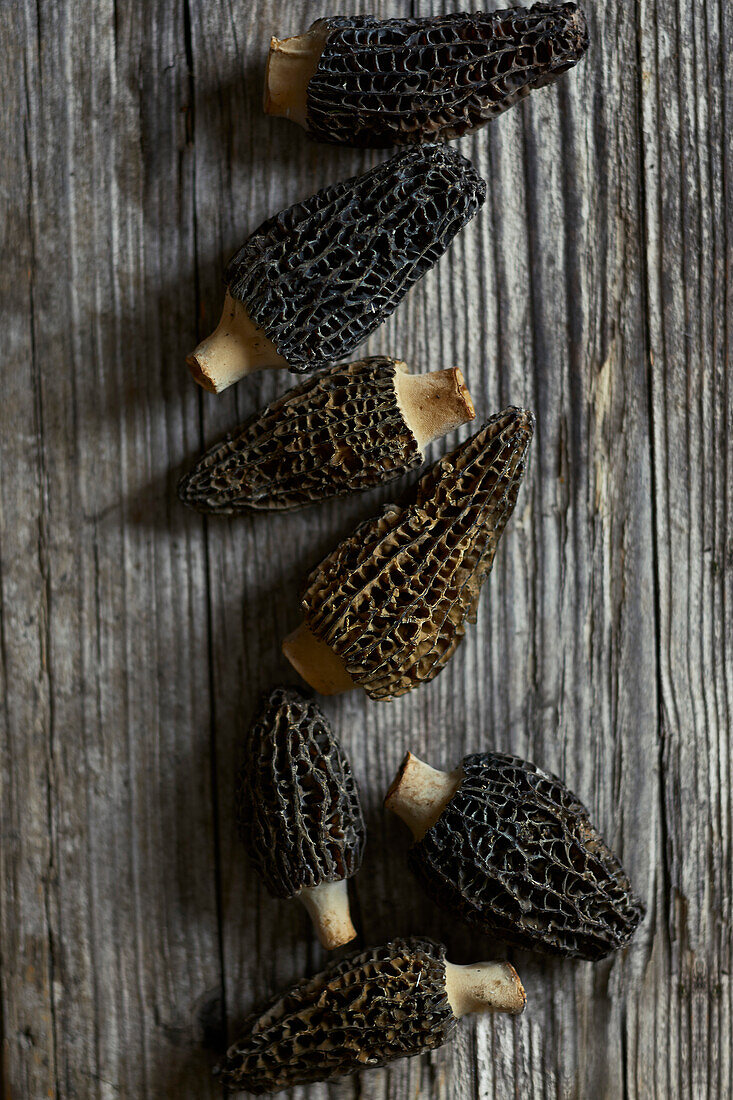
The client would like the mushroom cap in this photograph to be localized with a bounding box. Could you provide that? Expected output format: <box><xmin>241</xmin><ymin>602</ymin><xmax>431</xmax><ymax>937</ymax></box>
<box><xmin>408</xmin><ymin>752</ymin><xmax>645</xmax><ymax>959</ymax></box>
<box><xmin>177</xmin><ymin>358</ymin><xmax>422</xmax><ymax>514</ymax></box>
<box><xmin>225</xmin><ymin>143</ymin><xmax>485</xmax><ymax>372</ymax></box>
<box><xmin>304</xmin><ymin>5</ymin><xmax>590</xmax><ymax>147</ymax></box>
<box><xmin>236</xmin><ymin>687</ymin><xmax>365</xmax><ymax>899</ymax></box>
<box><xmin>300</xmin><ymin>406</ymin><xmax>534</xmax><ymax>700</ymax></box>
<box><xmin>215</xmin><ymin>938</ymin><xmax>455</xmax><ymax>1093</ymax></box>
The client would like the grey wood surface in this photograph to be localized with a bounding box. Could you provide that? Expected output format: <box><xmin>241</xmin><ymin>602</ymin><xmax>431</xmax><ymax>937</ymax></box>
<box><xmin>1</xmin><ymin>0</ymin><xmax>730</xmax><ymax>1097</ymax></box>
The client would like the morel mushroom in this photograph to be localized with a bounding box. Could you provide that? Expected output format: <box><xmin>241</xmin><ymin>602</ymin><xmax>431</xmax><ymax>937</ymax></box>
<box><xmin>178</xmin><ymin>357</ymin><xmax>474</xmax><ymax>514</ymax></box>
<box><xmin>385</xmin><ymin>751</ymin><xmax>645</xmax><ymax>960</ymax></box>
<box><xmin>265</xmin><ymin>4</ymin><xmax>589</xmax><ymax>148</ymax></box>
<box><xmin>215</xmin><ymin>937</ymin><xmax>525</xmax><ymax>1093</ymax></box>
<box><xmin>283</xmin><ymin>406</ymin><xmax>534</xmax><ymax>700</ymax></box>
<box><xmin>236</xmin><ymin>687</ymin><xmax>365</xmax><ymax>949</ymax></box>
<box><xmin>187</xmin><ymin>144</ymin><xmax>485</xmax><ymax>392</ymax></box>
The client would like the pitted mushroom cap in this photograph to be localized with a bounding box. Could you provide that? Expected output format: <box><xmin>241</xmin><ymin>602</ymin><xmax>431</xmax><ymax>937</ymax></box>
<box><xmin>287</xmin><ymin>5</ymin><xmax>590</xmax><ymax>147</ymax></box>
<box><xmin>236</xmin><ymin>687</ymin><xmax>365</xmax><ymax>899</ymax></box>
<box><xmin>224</xmin><ymin>143</ymin><xmax>485</xmax><ymax>372</ymax></box>
<box><xmin>215</xmin><ymin>938</ymin><xmax>455</xmax><ymax>1093</ymax></box>
<box><xmin>299</xmin><ymin>406</ymin><xmax>534</xmax><ymax>700</ymax></box>
<box><xmin>409</xmin><ymin>752</ymin><xmax>645</xmax><ymax>960</ymax></box>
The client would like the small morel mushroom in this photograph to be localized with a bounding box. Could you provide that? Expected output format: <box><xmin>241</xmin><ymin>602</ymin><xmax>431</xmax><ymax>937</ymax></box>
<box><xmin>187</xmin><ymin>144</ymin><xmax>485</xmax><ymax>392</ymax></box>
<box><xmin>265</xmin><ymin>4</ymin><xmax>589</xmax><ymax>147</ymax></box>
<box><xmin>215</xmin><ymin>937</ymin><xmax>525</xmax><ymax>1093</ymax></box>
<box><xmin>236</xmin><ymin>687</ymin><xmax>365</xmax><ymax>949</ymax></box>
<box><xmin>178</xmin><ymin>357</ymin><xmax>475</xmax><ymax>514</ymax></box>
<box><xmin>385</xmin><ymin>751</ymin><xmax>646</xmax><ymax>960</ymax></box>
<box><xmin>283</xmin><ymin>406</ymin><xmax>534</xmax><ymax>700</ymax></box>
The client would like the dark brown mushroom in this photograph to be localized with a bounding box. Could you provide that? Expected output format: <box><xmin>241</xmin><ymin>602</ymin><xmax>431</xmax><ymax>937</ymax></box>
<box><xmin>265</xmin><ymin>5</ymin><xmax>589</xmax><ymax>147</ymax></box>
<box><xmin>283</xmin><ymin>406</ymin><xmax>534</xmax><ymax>700</ymax></box>
<box><xmin>385</xmin><ymin>751</ymin><xmax>646</xmax><ymax>960</ymax></box>
<box><xmin>187</xmin><ymin>144</ymin><xmax>485</xmax><ymax>392</ymax></box>
<box><xmin>178</xmin><ymin>357</ymin><xmax>474</xmax><ymax>514</ymax></box>
<box><xmin>236</xmin><ymin>687</ymin><xmax>365</xmax><ymax>949</ymax></box>
<box><xmin>215</xmin><ymin>937</ymin><xmax>525</xmax><ymax>1093</ymax></box>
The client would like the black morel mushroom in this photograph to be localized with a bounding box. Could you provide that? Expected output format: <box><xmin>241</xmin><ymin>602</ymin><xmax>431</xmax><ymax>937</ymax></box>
<box><xmin>178</xmin><ymin>357</ymin><xmax>475</xmax><ymax>514</ymax></box>
<box><xmin>187</xmin><ymin>144</ymin><xmax>485</xmax><ymax>392</ymax></box>
<box><xmin>282</xmin><ymin>406</ymin><xmax>533</xmax><ymax>700</ymax></box>
<box><xmin>385</xmin><ymin>751</ymin><xmax>646</xmax><ymax>960</ymax></box>
<box><xmin>215</xmin><ymin>937</ymin><xmax>525</xmax><ymax>1093</ymax></box>
<box><xmin>237</xmin><ymin>687</ymin><xmax>365</xmax><ymax>949</ymax></box>
<box><xmin>265</xmin><ymin>4</ymin><xmax>589</xmax><ymax>148</ymax></box>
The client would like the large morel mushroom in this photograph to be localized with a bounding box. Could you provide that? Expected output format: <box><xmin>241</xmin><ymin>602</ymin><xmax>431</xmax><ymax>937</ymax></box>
<box><xmin>236</xmin><ymin>687</ymin><xmax>365</xmax><ymax>949</ymax></box>
<box><xmin>265</xmin><ymin>4</ymin><xmax>589</xmax><ymax>147</ymax></box>
<box><xmin>178</xmin><ymin>357</ymin><xmax>474</xmax><ymax>514</ymax></box>
<box><xmin>385</xmin><ymin>751</ymin><xmax>645</xmax><ymax>960</ymax></box>
<box><xmin>187</xmin><ymin>144</ymin><xmax>485</xmax><ymax>393</ymax></box>
<box><xmin>215</xmin><ymin>937</ymin><xmax>525</xmax><ymax>1093</ymax></box>
<box><xmin>283</xmin><ymin>406</ymin><xmax>534</xmax><ymax>700</ymax></box>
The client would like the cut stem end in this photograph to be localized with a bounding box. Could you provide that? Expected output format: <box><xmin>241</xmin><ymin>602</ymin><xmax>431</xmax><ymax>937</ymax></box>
<box><xmin>384</xmin><ymin>751</ymin><xmax>462</xmax><ymax>840</ymax></box>
<box><xmin>299</xmin><ymin>879</ymin><xmax>357</xmax><ymax>950</ymax></box>
<box><xmin>187</xmin><ymin>292</ymin><xmax>289</xmax><ymax>393</ymax></box>
<box><xmin>264</xmin><ymin>25</ymin><xmax>330</xmax><ymax>128</ymax></box>
<box><xmin>282</xmin><ymin>622</ymin><xmax>356</xmax><ymax>696</ymax></box>
<box><xmin>394</xmin><ymin>366</ymin><xmax>476</xmax><ymax>451</ymax></box>
<box><xmin>444</xmin><ymin>960</ymin><xmax>526</xmax><ymax>1018</ymax></box>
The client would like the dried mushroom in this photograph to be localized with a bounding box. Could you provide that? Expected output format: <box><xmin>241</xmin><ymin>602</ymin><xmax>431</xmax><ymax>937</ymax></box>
<box><xmin>236</xmin><ymin>687</ymin><xmax>365</xmax><ymax>949</ymax></box>
<box><xmin>178</xmin><ymin>357</ymin><xmax>474</xmax><ymax>514</ymax></box>
<box><xmin>265</xmin><ymin>4</ymin><xmax>589</xmax><ymax>147</ymax></box>
<box><xmin>215</xmin><ymin>937</ymin><xmax>525</xmax><ymax>1093</ymax></box>
<box><xmin>283</xmin><ymin>406</ymin><xmax>534</xmax><ymax>700</ymax></box>
<box><xmin>385</xmin><ymin>751</ymin><xmax>645</xmax><ymax>960</ymax></box>
<box><xmin>187</xmin><ymin>144</ymin><xmax>485</xmax><ymax>392</ymax></box>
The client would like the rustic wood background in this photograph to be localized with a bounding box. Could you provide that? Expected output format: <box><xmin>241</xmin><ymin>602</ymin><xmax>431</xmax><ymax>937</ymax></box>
<box><xmin>2</xmin><ymin>0</ymin><xmax>731</xmax><ymax>1097</ymax></box>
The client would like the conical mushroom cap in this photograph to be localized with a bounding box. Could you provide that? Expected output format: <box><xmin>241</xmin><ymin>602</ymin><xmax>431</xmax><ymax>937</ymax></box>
<box><xmin>300</xmin><ymin>406</ymin><xmax>534</xmax><ymax>700</ymax></box>
<box><xmin>409</xmin><ymin>752</ymin><xmax>645</xmax><ymax>959</ymax></box>
<box><xmin>236</xmin><ymin>687</ymin><xmax>365</xmax><ymax>898</ymax></box>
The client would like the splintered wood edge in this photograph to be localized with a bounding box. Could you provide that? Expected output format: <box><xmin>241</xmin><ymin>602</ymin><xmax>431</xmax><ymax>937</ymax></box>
<box><xmin>394</xmin><ymin>365</ymin><xmax>476</xmax><ymax>451</ymax></box>
<box><xmin>384</xmin><ymin>751</ymin><xmax>463</xmax><ymax>840</ymax></box>
<box><xmin>264</xmin><ymin>24</ymin><xmax>330</xmax><ymax>129</ymax></box>
<box><xmin>444</xmin><ymin>960</ymin><xmax>526</xmax><ymax>1018</ymax></box>
<box><xmin>299</xmin><ymin>879</ymin><xmax>357</xmax><ymax>950</ymax></box>
<box><xmin>187</xmin><ymin>292</ymin><xmax>289</xmax><ymax>393</ymax></box>
<box><xmin>282</xmin><ymin>622</ymin><xmax>357</xmax><ymax>695</ymax></box>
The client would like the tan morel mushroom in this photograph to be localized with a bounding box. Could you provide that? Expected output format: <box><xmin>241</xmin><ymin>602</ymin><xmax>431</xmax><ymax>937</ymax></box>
<box><xmin>386</xmin><ymin>751</ymin><xmax>646</xmax><ymax>960</ymax></box>
<box><xmin>214</xmin><ymin>937</ymin><xmax>525</xmax><ymax>1093</ymax></box>
<box><xmin>178</xmin><ymin>357</ymin><xmax>474</xmax><ymax>514</ymax></box>
<box><xmin>187</xmin><ymin>144</ymin><xmax>485</xmax><ymax>392</ymax></box>
<box><xmin>236</xmin><ymin>687</ymin><xmax>365</xmax><ymax>949</ymax></box>
<box><xmin>283</xmin><ymin>406</ymin><xmax>534</xmax><ymax>700</ymax></box>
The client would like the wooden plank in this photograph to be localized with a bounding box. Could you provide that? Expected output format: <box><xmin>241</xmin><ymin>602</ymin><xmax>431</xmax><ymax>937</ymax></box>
<box><xmin>638</xmin><ymin>0</ymin><xmax>733</xmax><ymax>1096</ymax></box>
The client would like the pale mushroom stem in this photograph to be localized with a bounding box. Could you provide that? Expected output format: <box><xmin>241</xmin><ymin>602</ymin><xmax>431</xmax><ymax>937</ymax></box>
<box><xmin>384</xmin><ymin>751</ymin><xmax>463</xmax><ymax>840</ymax></box>
<box><xmin>394</xmin><ymin>366</ymin><xmax>476</xmax><ymax>451</ymax></box>
<box><xmin>282</xmin><ymin>622</ymin><xmax>356</xmax><ymax>696</ymax></box>
<box><xmin>444</xmin><ymin>961</ymin><xmax>526</xmax><ymax>1018</ymax></box>
<box><xmin>299</xmin><ymin>879</ymin><xmax>357</xmax><ymax>950</ymax></box>
<box><xmin>187</xmin><ymin>292</ymin><xmax>290</xmax><ymax>393</ymax></box>
<box><xmin>264</xmin><ymin>25</ymin><xmax>330</xmax><ymax>128</ymax></box>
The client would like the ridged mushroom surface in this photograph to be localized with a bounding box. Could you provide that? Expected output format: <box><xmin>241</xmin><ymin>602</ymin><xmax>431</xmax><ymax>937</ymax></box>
<box><xmin>287</xmin><ymin>4</ymin><xmax>589</xmax><ymax>147</ymax></box>
<box><xmin>215</xmin><ymin>938</ymin><xmax>456</xmax><ymax>1093</ymax></box>
<box><xmin>236</xmin><ymin>688</ymin><xmax>365</xmax><ymax>899</ymax></box>
<box><xmin>225</xmin><ymin>143</ymin><xmax>485</xmax><ymax>372</ymax></box>
<box><xmin>178</xmin><ymin>358</ymin><xmax>442</xmax><ymax>514</ymax></box>
<box><xmin>294</xmin><ymin>406</ymin><xmax>533</xmax><ymax>700</ymax></box>
<box><xmin>408</xmin><ymin>753</ymin><xmax>646</xmax><ymax>959</ymax></box>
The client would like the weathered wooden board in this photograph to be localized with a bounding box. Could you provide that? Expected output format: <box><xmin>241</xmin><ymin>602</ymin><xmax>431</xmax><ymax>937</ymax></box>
<box><xmin>0</xmin><ymin>1</ymin><xmax>730</xmax><ymax>1098</ymax></box>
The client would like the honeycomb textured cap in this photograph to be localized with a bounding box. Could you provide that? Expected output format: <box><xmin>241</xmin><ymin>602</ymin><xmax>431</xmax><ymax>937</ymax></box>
<box><xmin>300</xmin><ymin>406</ymin><xmax>534</xmax><ymax>700</ymax></box>
<box><xmin>215</xmin><ymin>938</ymin><xmax>455</xmax><ymax>1093</ymax></box>
<box><xmin>236</xmin><ymin>687</ymin><xmax>365</xmax><ymax>899</ymax></box>
<box><xmin>224</xmin><ymin>143</ymin><xmax>486</xmax><ymax>371</ymax></box>
<box><xmin>304</xmin><ymin>4</ymin><xmax>589</xmax><ymax>146</ymax></box>
<box><xmin>177</xmin><ymin>358</ymin><xmax>422</xmax><ymax>514</ymax></box>
<box><xmin>409</xmin><ymin>752</ymin><xmax>646</xmax><ymax>960</ymax></box>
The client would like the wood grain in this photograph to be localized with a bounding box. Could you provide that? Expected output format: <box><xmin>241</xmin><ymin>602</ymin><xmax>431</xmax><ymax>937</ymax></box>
<box><xmin>1</xmin><ymin>1</ymin><xmax>730</xmax><ymax>1098</ymax></box>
